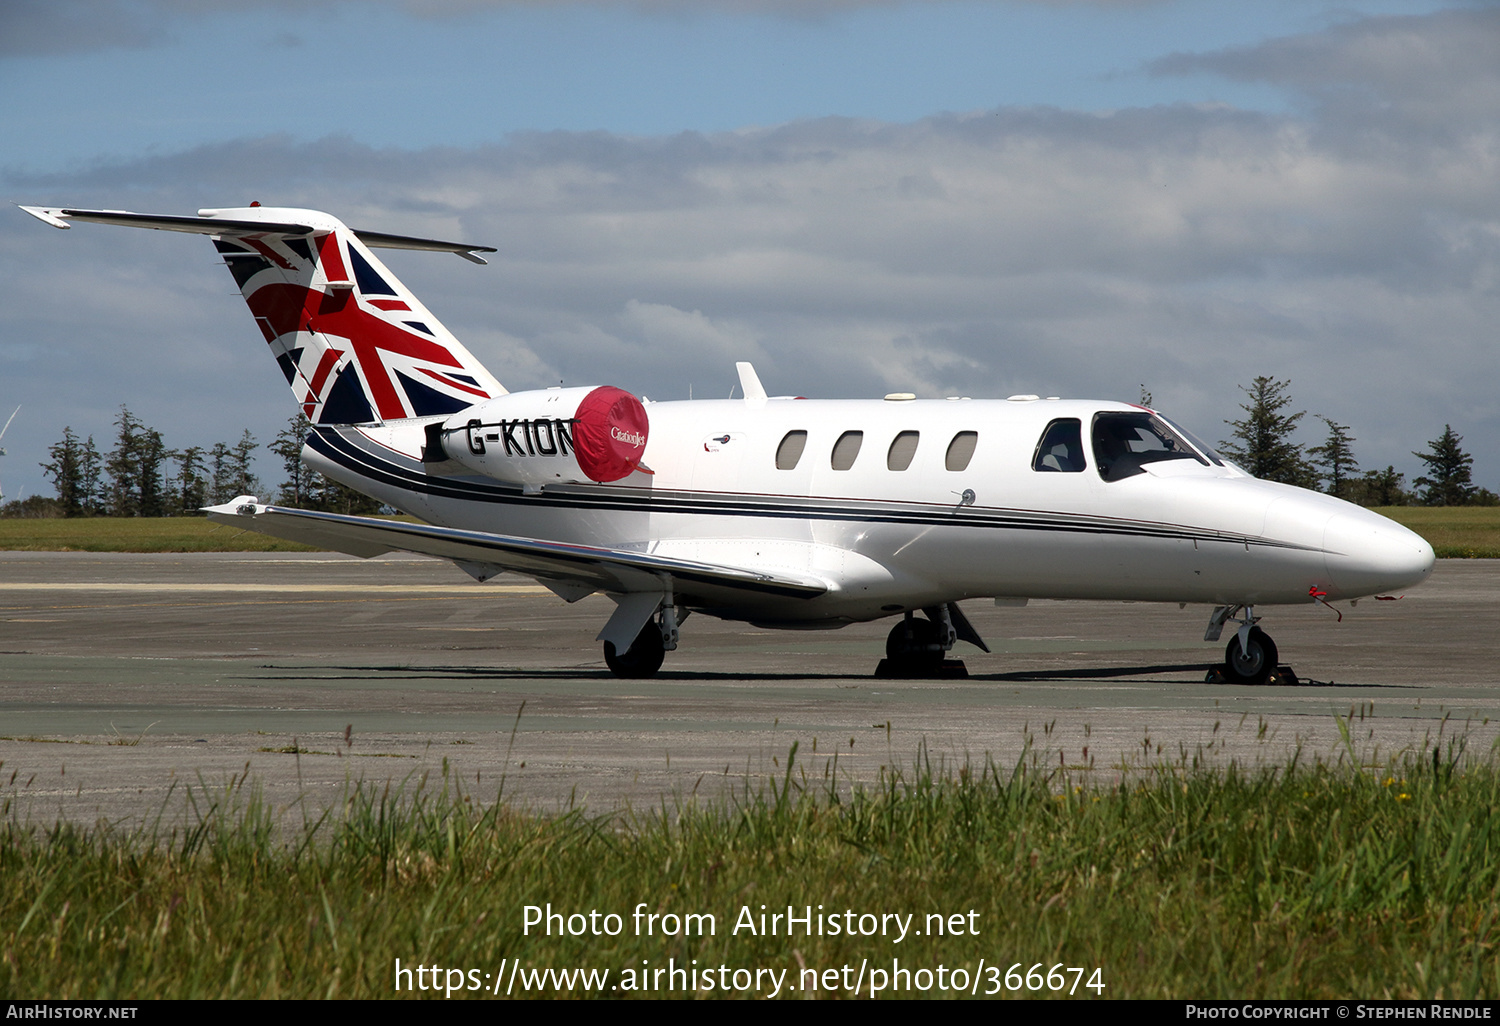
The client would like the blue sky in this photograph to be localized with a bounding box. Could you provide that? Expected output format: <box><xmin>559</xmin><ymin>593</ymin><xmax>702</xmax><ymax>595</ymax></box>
<box><xmin>2</xmin><ymin>0</ymin><xmax>1497</xmax><ymax>501</ymax></box>
<box><xmin>1</xmin><ymin>1</ymin><xmax>1455</xmax><ymax>171</ymax></box>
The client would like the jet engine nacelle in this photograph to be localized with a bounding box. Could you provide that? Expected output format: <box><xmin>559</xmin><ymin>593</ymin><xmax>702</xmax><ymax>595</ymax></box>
<box><xmin>436</xmin><ymin>385</ymin><xmax>649</xmax><ymax>486</ymax></box>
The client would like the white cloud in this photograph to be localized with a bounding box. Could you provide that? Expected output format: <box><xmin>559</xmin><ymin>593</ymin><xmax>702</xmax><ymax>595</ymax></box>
<box><xmin>1150</xmin><ymin>7</ymin><xmax>1500</xmax><ymax>143</ymax></box>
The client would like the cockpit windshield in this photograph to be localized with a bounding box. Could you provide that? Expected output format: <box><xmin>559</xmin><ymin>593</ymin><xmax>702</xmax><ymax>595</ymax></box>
<box><xmin>1160</xmin><ymin>417</ymin><xmax>1225</xmax><ymax>467</ymax></box>
<box><xmin>1092</xmin><ymin>412</ymin><xmax>1210</xmax><ymax>482</ymax></box>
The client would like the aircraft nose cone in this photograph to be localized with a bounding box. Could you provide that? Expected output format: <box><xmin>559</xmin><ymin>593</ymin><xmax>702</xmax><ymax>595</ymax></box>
<box><xmin>1323</xmin><ymin>511</ymin><xmax>1435</xmax><ymax>598</ymax></box>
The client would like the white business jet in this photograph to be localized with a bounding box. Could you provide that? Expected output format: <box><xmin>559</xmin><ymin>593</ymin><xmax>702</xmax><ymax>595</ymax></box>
<box><xmin>22</xmin><ymin>204</ymin><xmax>1435</xmax><ymax>683</ymax></box>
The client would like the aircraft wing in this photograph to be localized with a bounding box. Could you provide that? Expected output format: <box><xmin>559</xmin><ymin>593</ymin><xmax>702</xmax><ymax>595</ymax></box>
<box><xmin>19</xmin><ymin>206</ymin><xmax>497</xmax><ymax>263</ymax></box>
<box><xmin>203</xmin><ymin>501</ymin><xmax>828</xmax><ymax>604</ymax></box>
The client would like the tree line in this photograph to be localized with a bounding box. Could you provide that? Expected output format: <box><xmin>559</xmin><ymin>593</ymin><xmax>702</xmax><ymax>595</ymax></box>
<box><xmin>5</xmin><ymin>381</ymin><xmax>1491</xmax><ymax>516</ymax></box>
<box><xmin>2</xmin><ymin>406</ymin><xmax>380</xmax><ymax>518</ymax></box>
<box><xmin>1216</xmin><ymin>376</ymin><xmax>1496</xmax><ymax>507</ymax></box>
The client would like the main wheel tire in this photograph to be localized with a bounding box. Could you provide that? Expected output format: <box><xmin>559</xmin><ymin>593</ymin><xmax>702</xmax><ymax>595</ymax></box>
<box><xmin>885</xmin><ymin>616</ymin><xmax>944</xmax><ymax>671</ymax></box>
<box><xmin>1223</xmin><ymin>626</ymin><xmax>1277</xmax><ymax>686</ymax></box>
<box><xmin>604</xmin><ymin>623</ymin><xmax>666</xmax><ymax>679</ymax></box>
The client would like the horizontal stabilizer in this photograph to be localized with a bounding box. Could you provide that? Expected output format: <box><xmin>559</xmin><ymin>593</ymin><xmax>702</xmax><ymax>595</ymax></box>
<box><xmin>19</xmin><ymin>205</ymin><xmax>497</xmax><ymax>262</ymax></box>
<box><xmin>203</xmin><ymin>501</ymin><xmax>829</xmax><ymax>603</ymax></box>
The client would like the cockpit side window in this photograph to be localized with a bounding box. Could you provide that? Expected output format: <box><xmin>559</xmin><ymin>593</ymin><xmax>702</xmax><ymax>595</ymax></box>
<box><xmin>1031</xmin><ymin>419</ymin><xmax>1084</xmax><ymax>473</ymax></box>
<box><xmin>1091</xmin><ymin>412</ymin><xmax>1209</xmax><ymax>482</ymax></box>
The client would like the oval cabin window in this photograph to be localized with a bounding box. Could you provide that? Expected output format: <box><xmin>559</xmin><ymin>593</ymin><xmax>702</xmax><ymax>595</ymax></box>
<box><xmin>830</xmin><ymin>431</ymin><xmax>864</xmax><ymax>471</ymax></box>
<box><xmin>945</xmin><ymin>431</ymin><xmax>978</xmax><ymax>471</ymax></box>
<box><xmin>887</xmin><ymin>431</ymin><xmax>919</xmax><ymax>471</ymax></box>
<box><xmin>775</xmin><ymin>430</ymin><xmax>808</xmax><ymax>470</ymax></box>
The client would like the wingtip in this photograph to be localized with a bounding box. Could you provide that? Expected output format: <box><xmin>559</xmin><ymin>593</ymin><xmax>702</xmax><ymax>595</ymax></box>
<box><xmin>19</xmin><ymin>205</ymin><xmax>71</xmax><ymax>229</ymax></box>
<box><xmin>202</xmin><ymin>496</ymin><xmax>264</xmax><ymax>517</ymax></box>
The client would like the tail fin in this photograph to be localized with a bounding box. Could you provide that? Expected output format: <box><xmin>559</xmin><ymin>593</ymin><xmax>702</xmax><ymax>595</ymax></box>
<box><xmin>21</xmin><ymin>204</ymin><xmax>505</xmax><ymax>424</ymax></box>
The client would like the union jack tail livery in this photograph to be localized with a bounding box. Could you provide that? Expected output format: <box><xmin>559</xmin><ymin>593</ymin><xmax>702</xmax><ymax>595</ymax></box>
<box><xmin>22</xmin><ymin>204</ymin><xmax>505</xmax><ymax>424</ymax></box>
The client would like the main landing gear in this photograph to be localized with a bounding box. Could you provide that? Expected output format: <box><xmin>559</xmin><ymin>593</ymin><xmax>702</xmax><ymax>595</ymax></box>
<box><xmin>876</xmin><ymin>606</ymin><xmax>987</xmax><ymax>679</ymax></box>
<box><xmin>602</xmin><ymin>601</ymin><xmax>681</xmax><ymax>679</ymax></box>
<box><xmin>603</xmin><ymin>622</ymin><xmax>666</xmax><ymax>678</ymax></box>
<box><xmin>601</xmin><ymin>603</ymin><xmax>990</xmax><ymax>680</ymax></box>
<box><xmin>1204</xmin><ymin>605</ymin><xmax>1295</xmax><ymax>686</ymax></box>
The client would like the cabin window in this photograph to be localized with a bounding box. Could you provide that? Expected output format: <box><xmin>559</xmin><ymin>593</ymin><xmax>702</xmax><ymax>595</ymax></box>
<box><xmin>1091</xmin><ymin>412</ymin><xmax>1208</xmax><ymax>482</ymax></box>
<box><xmin>1031</xmin><ymin>419</ymin><xmax>1084</xmax><ymax>473</ymax></box>
<box><xmin>887</xmin><ymin>431</ymin><xmax>920</xmax><ymax>471</ymax></box>
<box><xmin>775</xmin><ymin>430</ymin><xmax>808</xmax><ymax>470</ymax></box>
<box><xmin>945</xmin><ymin>431</ymin><xmax>978</xmax><ymax>472</ymax></box>
<box><xmin>831</xmin><ymin>431</ymin><xmax>864</xmax><ymax>471</ymax></box>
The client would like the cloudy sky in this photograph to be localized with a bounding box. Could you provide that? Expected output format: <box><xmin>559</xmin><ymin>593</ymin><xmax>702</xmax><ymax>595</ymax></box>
<box><xmin>2</xmin><ymin>0</ymin><xmax>1497</xmax><ymax>501</ymax></box>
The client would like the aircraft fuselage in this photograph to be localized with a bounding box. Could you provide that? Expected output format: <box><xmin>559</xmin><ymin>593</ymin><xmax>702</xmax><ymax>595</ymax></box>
<box><xmin>305</xmin><ymin>395</ymin><xmax>1435</xmax><ymax>627</ymax></box>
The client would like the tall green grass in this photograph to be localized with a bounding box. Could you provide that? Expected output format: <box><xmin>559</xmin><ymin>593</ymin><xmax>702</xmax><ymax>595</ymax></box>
<box><xmin>3</xmin><ymin>737</ymin><xmax>1497</xmax><ymax>999</ymax></box>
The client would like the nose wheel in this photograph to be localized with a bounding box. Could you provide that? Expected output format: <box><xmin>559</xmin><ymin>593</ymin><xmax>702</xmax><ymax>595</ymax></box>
<box><xmin>1205</xmin><ymin>605</ymin><xmax>1294</xmax><ymax>685</ymax></box>
<box><xmin>1223</xmin><ymin>626</ymin><xmax>1277</xmax><ymax>686</ymax></box>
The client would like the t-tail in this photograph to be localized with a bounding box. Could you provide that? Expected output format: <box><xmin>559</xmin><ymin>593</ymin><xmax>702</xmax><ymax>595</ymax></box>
<box><xmin>20</xmin><ymin>204</ymin><xmax>505</xmax><ymax>425</ymax></box>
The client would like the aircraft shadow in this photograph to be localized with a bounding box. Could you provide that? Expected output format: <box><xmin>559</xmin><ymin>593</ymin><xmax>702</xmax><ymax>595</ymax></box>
<box><xmin>976</xmin><ymin>663</ymin><xmax>1418</xmax><ymax>689</ymax></box>
<box><xmin>250</xmin><ymin>664</ymin><xmax>878</xmax><ymax>683</ymax></box>
<box><xmin>244</xmin><ymin>661</ymin><xmax>1417</xmax><ymax>689</ymax></box>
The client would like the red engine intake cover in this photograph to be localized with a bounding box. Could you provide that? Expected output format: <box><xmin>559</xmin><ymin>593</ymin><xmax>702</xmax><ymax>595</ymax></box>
<box><xmin>571</xmin><ymin>386</ymin><xmax>649</xmax><ymax>482</ymax></box>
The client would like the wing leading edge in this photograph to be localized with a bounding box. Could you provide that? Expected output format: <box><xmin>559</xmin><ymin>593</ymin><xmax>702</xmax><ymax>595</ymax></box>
<box><xmin>19</xmin><ymin>206</ymin><xmax>497</xmax><ymax>263</ymax></box>
<box><xmin>203</xmin><ymin>501</ymin><xmax>829</xmax><ymax>607</ymax></box>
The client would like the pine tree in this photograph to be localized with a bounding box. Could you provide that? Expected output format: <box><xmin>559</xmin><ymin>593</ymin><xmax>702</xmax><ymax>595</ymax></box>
<box><xmin>209</xmin><ymin>442</ymin><xmax>233</xmax><ymax>504</ymax></box>
<box><xmin>269</xmin><ymin>413</ymin><xmax>383</xmax><ymax>513</ymax></box>
<box><xmin>1351</xmin><ymin>466</ymin><xmax>1409</xmax><ymax>507</ymax></box>
<box><xmin>1307</xmin><ymin>416</ymin><xmax>1359</xmax><ymax>500</ymax></box>
<box><xmin>228</xmin><ymin>430</ymin><xmax>261</xmax><ymax>500</ymax></box>
<box><xmin>271</xmin><ymin>414</ymin><xmax>313</xmax><ymax>507</ymax></box>
<box><xmin>105</xmin><ymin>406</ymin><xmax>144</xmax><ymax>516</ymax></box>
<box><xmin>316</xmin><ymin>476</ymin><xmax>385</xmax><ymax>515</ymax></box>
<box><xmin>1413</xmin><ymin>425</ymin><xmax>1476</xmax><ymax>506</ymax></box>
<box><xmin>103</xmin><ymin>406</ymin><xmax>172</xmax><ymax>516</ymax></box>
<box><xmin>207</xmin><ymin>433</ymin><xmax>262</xmax><ymax>504</ymax></box>
<box><xmin>136</xmin><ymin>425</ymin><xmax>170</xmax><ymax>517</ymax></box>
<box><xmin>173</xmin><ymin>446</ymin><xmax>208</xmax><ymax>514</ymax></box>
<box><xmin>41</xmin><ymin>427</ymin><xmax>87</xmax><ymax>517</ymax></box>
<box><xmin>79</xmin><ymin>435</ymin><xmax>103</xmax><ymax>515</ymax></box>
<box><xmin>1219</xmin><ymin>377</ymin><xmax>1316</xmax><ymax>487</ymax></box>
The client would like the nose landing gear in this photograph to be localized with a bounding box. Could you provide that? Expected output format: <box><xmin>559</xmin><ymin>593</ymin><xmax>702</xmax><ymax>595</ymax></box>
<box><xmin>1224</xmin><ymin>625</ymin><xmax>1277</xmax><ymax>686</ymax></box>
<box><xmin>1204</xmin><ymin>605</ymin><xmax>1296</xmax><ymax>686</ymax></box>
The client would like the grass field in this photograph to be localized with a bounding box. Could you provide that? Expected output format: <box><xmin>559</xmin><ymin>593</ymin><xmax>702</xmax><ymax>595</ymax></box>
<box><xmin>2</xmin><ymin>507</ymin><xmax>1499</xmax><ymax>556</ymax></box>
<box><xmin>2</xmin><ymin>742</ymin><xmax>1495</xmax><ymax>1000</ymax></box>
<box><xmin>0</xmin><ymin>516</ymin><xmax>318</xmax><ymax>552</ymax></box>
<box><xmin>1374</xmin><ymin>507</ymin><xmax>1500</xmax><ymax>558</ymax></box>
